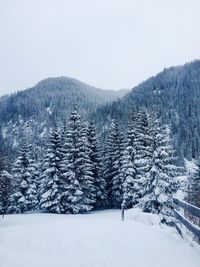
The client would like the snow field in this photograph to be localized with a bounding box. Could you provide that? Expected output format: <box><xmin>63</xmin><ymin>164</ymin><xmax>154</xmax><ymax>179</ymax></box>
<box><xmin>0</xmin><ymin>209</ymin><xmax>200</xmax><ymax>267</ymax></box>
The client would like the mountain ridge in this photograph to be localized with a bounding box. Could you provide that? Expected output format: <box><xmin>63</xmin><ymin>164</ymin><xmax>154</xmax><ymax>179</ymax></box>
<box><xmin>0</xmin><ymin>76</ymin><xmax>129</xmax><ymax>100</ymax></box>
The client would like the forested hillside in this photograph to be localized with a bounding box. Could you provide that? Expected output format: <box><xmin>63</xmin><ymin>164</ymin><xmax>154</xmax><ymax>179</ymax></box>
<box><xmin>95</xmin><ymin>60</ymin><xmax>200</xmax><ymax>160</ymax></box>
<box><xmin>0</xmin><ymin>108</ymin><xmax>182</xmax><ymax>216</ymax></box>
<box><xmin>1</xmin><ymin>61</ymin><xmax>200</xmax><ymax>161</ymax></box>
<box><xmin>0</xmin><ymin>77</ymin><xmax>127</xmax><ymax>155</ymax></box>
<box><xmin>1</xmin><ymin>61</ymin><xmax>200</xmax><ymax>223</ymax></box>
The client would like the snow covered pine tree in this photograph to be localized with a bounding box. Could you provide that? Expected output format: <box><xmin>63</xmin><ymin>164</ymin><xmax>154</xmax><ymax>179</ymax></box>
<box><xmin>0</xmin><ymin>170</ymin><xmax>12</xmax><ymax>215</ymax></box>
<box><xmin>39</xmin><ymin>127</ymin><xmax>64</xmax><ymax>213</ymax></box>
<box><xmin>55</xmin><ymin>108</ymin><xmax>96</xmax><ymax>213</ymax></box>
<box><xmin>9</xmin><ymin>141</ymin><xmax>38</xmax><ymax>213</ymax></box>
<box><xmin>121</xmin><ymin>110</ymin><xmax>152</xmax><ymax>208</ymax></box>
<box><xmin>104</xmin><ymin>120</ymin><xmax>124</xmax><ymax>208</ymax></box>
<box><xmin>140</xmin><ymin>114</ymin><xmax>181</xmax><ymax>217</ymax></box>
<box><xmin>87</xmin><ymin>122</ymin><xmax>107</xmax><ymax>207</ymax></box>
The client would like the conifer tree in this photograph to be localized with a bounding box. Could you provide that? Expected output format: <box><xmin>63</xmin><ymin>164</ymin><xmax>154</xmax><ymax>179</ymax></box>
<box><xmin>87</xmin><ymin>122</ymin><xmax>107</xmax><ymax>207</ymax></box>
<box><xmin>59</xmin><ymin>108</ymin><xmax>96</xmax><ymax>213</ymax></box>
<box><xmin>0</xmin><ymin>152</ymin><xmax>12</xmax><ymax>215</ymax></box>
<box><xmin>39</xmin><ymin>127</ymin><xmax>63</xmax><ymax>213</ymax></box>
<box><xmin>120</xmin><ymin>110</ymin><xmax>152</xmax><ymax>208</ymax></box>
<box><xmin>9</xmin><ymin>141</ymin><xmax>38</xmax><ymax>213</ymax></box>
<box><xmin>104</xmin><ymin>120</ymin><xmax>124</xmax><ymax>208</ymax></box>
<box><xmin>77</xmin><ymin>121</ymin><xmax>96</xmax><ymax>209</ymax></box>
<box><xmin>121</xmin><ymin>148</ymin><xmax>136</xmax><ymax>209</ymax></box>
<box><xmin>133</xmin><ymin>110</ymin><xmax>153</xmax><ymax>202</ymax></box>
<box><xmin>141</xmin><ymin>116</ymin><xmax>181</xmax><ymax>216</ymax></box>
<box><xmin>27</xmin><ymin>156</ymin><xmax>39</xmax><ymax>210</ymax></box>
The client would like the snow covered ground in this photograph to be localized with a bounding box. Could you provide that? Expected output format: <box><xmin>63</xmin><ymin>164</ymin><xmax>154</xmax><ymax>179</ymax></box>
<box><xmin>0</xmin><ymin>209</ymin><xmax>200</xmax><ymax>267</ymax></box>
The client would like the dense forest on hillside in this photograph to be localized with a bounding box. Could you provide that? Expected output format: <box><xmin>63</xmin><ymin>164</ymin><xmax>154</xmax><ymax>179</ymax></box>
<box><xmin>1</xmin><ymin>108</ymin><xmax>187</xmax><ymax>218</ymax></box>
<box><xmin>95</xmin><ymin>61</ymin><xmax>200</xmax><ymax>160</ymax></box>
<box><xmin>0</xmin><ymin>77</ymin><xmax>127</xmax><ymax>158</ymax></box>
<box><xmin>1</xmin><ymin>61</ymin><xmax>200</xmax><ymax>162</ymax></box>
<box><xmin>1</xmin><ymin>61</ymin><xmax>200</xmax><ymax>219</ymax></box>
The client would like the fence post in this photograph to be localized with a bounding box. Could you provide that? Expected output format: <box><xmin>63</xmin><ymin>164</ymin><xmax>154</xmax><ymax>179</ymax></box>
<box><xmin>121</xmin><ymin>205</ymin><xmax>125</xmax><ymax>221</ymax></box>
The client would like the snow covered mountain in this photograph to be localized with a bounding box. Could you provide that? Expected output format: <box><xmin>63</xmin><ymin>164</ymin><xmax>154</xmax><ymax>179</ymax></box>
<box><xmin>95</xmin><ymin>60</ymin><xmax>200</xmax><ymax>160</ymax></box>
<box><xmin>0</xmin><ymin>77</ymin><xmax>128</xmax><ymax>153</ymax></box>
<box><xmin>1</xmin><ymin>60</ymin><xmax>200</xmax><ymax>161</ymax></box>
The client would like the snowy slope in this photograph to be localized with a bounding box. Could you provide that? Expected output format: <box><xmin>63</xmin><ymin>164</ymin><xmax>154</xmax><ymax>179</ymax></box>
<box><xmin>0</xmin><ymin>209</ymin><xmax>200</xmax><ymax>267</ymax></box>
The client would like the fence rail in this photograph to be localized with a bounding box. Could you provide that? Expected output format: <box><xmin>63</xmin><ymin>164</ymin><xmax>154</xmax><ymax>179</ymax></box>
<box><xmin>173</xmin><ymin>198</ymin><xmax>200</xmax><ymax>243</ymax></box>
<box><xmin>173</xmin><ymin>198</ymin><xmax>200</xmax><ymax>219</ymax></box>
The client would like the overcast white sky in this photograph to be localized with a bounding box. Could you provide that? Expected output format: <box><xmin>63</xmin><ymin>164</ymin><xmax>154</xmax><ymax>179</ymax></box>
<box><xmin>0</xmin><ymin>0</ymin><xmax>200</xmax><ymax>95</ymax></box>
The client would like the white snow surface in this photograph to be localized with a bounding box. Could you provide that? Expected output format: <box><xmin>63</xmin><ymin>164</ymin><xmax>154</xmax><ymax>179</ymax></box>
<box><xmin>0</xmin><ymin>209</ymin><xmax>200</xmax><ymax>267</ymax></box>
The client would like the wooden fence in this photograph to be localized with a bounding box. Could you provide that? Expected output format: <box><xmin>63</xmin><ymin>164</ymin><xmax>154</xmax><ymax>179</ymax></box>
<box><xmin>173</xmin><ymin>198</ymin><xmax>200</xmax><ymax>243</ymax></box>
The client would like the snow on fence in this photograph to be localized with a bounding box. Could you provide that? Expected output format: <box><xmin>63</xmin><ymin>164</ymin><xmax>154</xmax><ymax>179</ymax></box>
<box><xmin>173</xmin><ymin>198</ymin><xmax>200</xmax><ymax>243</ymax></box>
